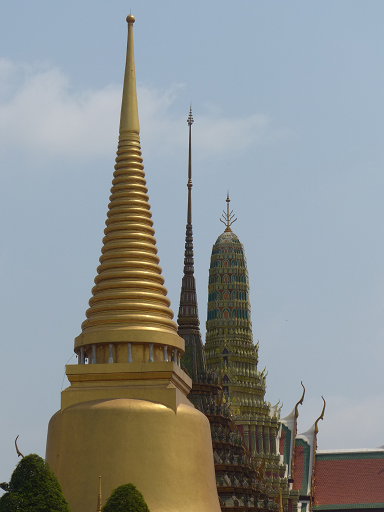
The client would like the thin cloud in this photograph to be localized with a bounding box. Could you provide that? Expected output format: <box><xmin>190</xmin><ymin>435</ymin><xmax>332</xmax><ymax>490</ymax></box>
<box><xmin>0</xmin><ymin>58</ymin><xmax>284</xmax><ymax>163</ymax></box>
<box><xmin>196</xmin><ymin>113</ymin><xmax>270</xmax><ymax>155</ymax></box>
<box><xmin>0</xmin><ymin>58</ymin><xmax>120</xmax><ymax>159</ymax></box>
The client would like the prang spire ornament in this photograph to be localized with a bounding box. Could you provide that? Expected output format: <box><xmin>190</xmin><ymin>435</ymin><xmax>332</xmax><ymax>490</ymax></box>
<box><xmin>220</xmin><ymin>192</ymin><xmax>237</xmax><ymax>232</ymax></box>
<box><xmin>178</xmin><ymin>108</ymin><xmax>206</xmax><ymax>380</ymax></box>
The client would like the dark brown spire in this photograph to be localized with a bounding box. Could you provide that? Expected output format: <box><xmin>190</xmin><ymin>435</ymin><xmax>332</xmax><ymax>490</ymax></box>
<box><xmin>178</xmin><ymin>107</ymin><xmax>199</xmax><ymax>330</ymax></box>
<box><xmin>178</xmin><ymin>108</ymin><xmax>206</xmax><ymax>380</ymax></box>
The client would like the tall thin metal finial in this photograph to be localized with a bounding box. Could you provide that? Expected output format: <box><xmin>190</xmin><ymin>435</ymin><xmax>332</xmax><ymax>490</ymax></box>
<box><xmin>187</xmin><ymin>106</ymin><xmax>194</xmax><ymax>224</ymax></box>
<box><xmin>220</xmin><ymin>192</ymin><xmax>237</xmax><ymax>232</ymax></box>
<box><xmin>177</xmin><ymin>105</ymin><xmax>201</xmax><ymax>336</ymax></box>
<box><xmin>97</xmin><ymin>476</ymin><xmax>102</xmax><ymax>512</ymax></box>
<box><xmin>120</xmin><ymin>13</ymin><xmax>139</xmax><ymax>135</ymax></box>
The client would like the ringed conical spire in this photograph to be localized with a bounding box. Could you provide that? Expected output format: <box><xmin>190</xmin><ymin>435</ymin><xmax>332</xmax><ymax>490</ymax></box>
<box><xmin>74</xmin><ymin>15</ymin><xmax>183</xmax><ymax>361</ymax></box>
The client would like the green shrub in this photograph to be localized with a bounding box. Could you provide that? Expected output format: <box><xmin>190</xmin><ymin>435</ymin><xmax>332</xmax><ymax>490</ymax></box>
<box><xmin>102</xmin><ymin>483</ymin><xmax>150</xmax><ymax>512</ymax></box>
<box><xmin>0</xmin><ymin>492</ymin><xmax>19</xmax><ymax>512</ymax></box>
<box><xmin>0</xmin><ymin>454</ymin><xmax>70</xmax><ymax>512</ymax></box>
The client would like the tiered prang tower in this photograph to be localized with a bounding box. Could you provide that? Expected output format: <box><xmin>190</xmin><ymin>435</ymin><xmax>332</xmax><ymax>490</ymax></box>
<box><xmin>204</xmin><ymin>199</ymin><xmax>298</xmax><ymax>505</ymax></box>
<box><xmin>205</xmin><ymin>196</ymin><xmax>272</xmax><ymax>441</ymax></box>
<box><xmin>45</xmin><ymin>16</ymin><xmax>220</xmax><ymax>512</ymax></box>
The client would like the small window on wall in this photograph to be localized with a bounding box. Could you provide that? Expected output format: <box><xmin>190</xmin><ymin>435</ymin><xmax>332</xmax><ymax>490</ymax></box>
<box><xmin>223</xmin><ymin>292</ymin><xmax>229</xmax><ymax>300</ymax></box>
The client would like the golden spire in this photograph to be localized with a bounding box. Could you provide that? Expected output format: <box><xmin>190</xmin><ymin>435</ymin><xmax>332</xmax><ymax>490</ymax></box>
<box><xmin>97</xmin><ymin>476</ymin><xmax>102</xmax><ymax>512</ymax></box>
<box><xmin>119</xmin><ymin>15</ymin><xmax>139</xmax><ymax>135</ymax></box>
<box><xmin>220</xmin><ymin>192</ymin><xmax>237</xmax><ymax>232</ymax></box>
<box><xmin>74</xmin><ymin>15</ymin><xmax>183</xmax><ymax>358</ymax></box>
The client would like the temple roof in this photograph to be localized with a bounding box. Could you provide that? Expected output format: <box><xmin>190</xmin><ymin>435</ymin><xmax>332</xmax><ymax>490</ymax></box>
<box><xmin>314</xmin><ymin>449</ymin><xmax>384</xmax><ymax>509</ymax></box>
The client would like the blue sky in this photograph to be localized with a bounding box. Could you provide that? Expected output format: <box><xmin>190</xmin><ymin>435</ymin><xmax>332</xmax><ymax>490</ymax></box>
<box><xmin>1</xmin><ymin>1</ymin><xmax>384</xmax><ymax>484</ymax></box>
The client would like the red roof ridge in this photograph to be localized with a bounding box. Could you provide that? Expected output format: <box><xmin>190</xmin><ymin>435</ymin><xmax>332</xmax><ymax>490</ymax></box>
<box><xmin>317</xmin><ymin>448</ymin><xmax>384</xmax><ymax>455</ymax></box>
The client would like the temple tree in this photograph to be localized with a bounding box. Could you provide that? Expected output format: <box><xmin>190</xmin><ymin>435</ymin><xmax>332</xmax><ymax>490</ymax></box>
<box><xmin>0</xmin><ymin>454</ymin><xmax>70</xmax><ymax>512</ymax></box>
<box><xmin>102</xmin><ymin>483</ymin><xmax>150</xmax><ymax>512</ymax></box>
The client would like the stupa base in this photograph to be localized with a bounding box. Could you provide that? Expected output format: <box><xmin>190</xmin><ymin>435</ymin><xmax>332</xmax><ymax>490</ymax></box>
<box><xmin>46</xmin><ymin>363</ymin><xmax>220</xmax><ymax>512</ymax></box>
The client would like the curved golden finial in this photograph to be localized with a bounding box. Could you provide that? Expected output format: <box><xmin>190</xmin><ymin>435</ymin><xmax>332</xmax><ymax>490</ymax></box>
<box><xmin>310</xmin><ymin>396</ymin><xmax>326</xmax><ymax>512</ymax></box>
<box><xmin>314</xmin><ymin>396</ymin><xmax>326</xmax><ymax>434</ymax></box>
<box><xmin>290</xmin><ymin>382</ymin><xmax>305</xmax><ymax>481</ymax></box>
<box><xmin>295</xmin><ymin>381</ymin><xmax>305</xmax><ymax>419</ymax></box>
<box><xmin>15</xmin><ymin>435</ymin><xmax>24</xmax><ymax>458</ymax></box>
<box><xmin>75</xmin><ymin>15</ymin><xmax>183</xmax><ymax>358</ymax></box>
<box><xmin>220</xmin><ymin>192</ymin><xmax>237</xmax><ymax>232</ymax></box>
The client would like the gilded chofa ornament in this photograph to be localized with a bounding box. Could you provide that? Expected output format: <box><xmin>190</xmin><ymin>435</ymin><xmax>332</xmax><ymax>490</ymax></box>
<box><xmin>290</xmin><ymin>381</ymin><xmax>305</xmax><ymax>481</ymax></box>
<box><xmin>15</xmin><ymin>435</ymin><xmax>24</xmax><ymax>459</ymax></box>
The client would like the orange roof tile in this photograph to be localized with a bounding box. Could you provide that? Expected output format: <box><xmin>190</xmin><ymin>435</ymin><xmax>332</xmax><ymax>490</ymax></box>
<box><xmin>314</xmin><ymin>453</ymin><xmax>384</xmax><ymax>507</ymax></box>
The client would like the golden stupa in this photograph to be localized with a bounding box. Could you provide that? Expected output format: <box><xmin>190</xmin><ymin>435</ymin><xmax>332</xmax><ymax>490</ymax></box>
<box><xmin>45</xmin><ymin>15</ymin><xmax>220</xmax><ymax>512</ymax></box>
